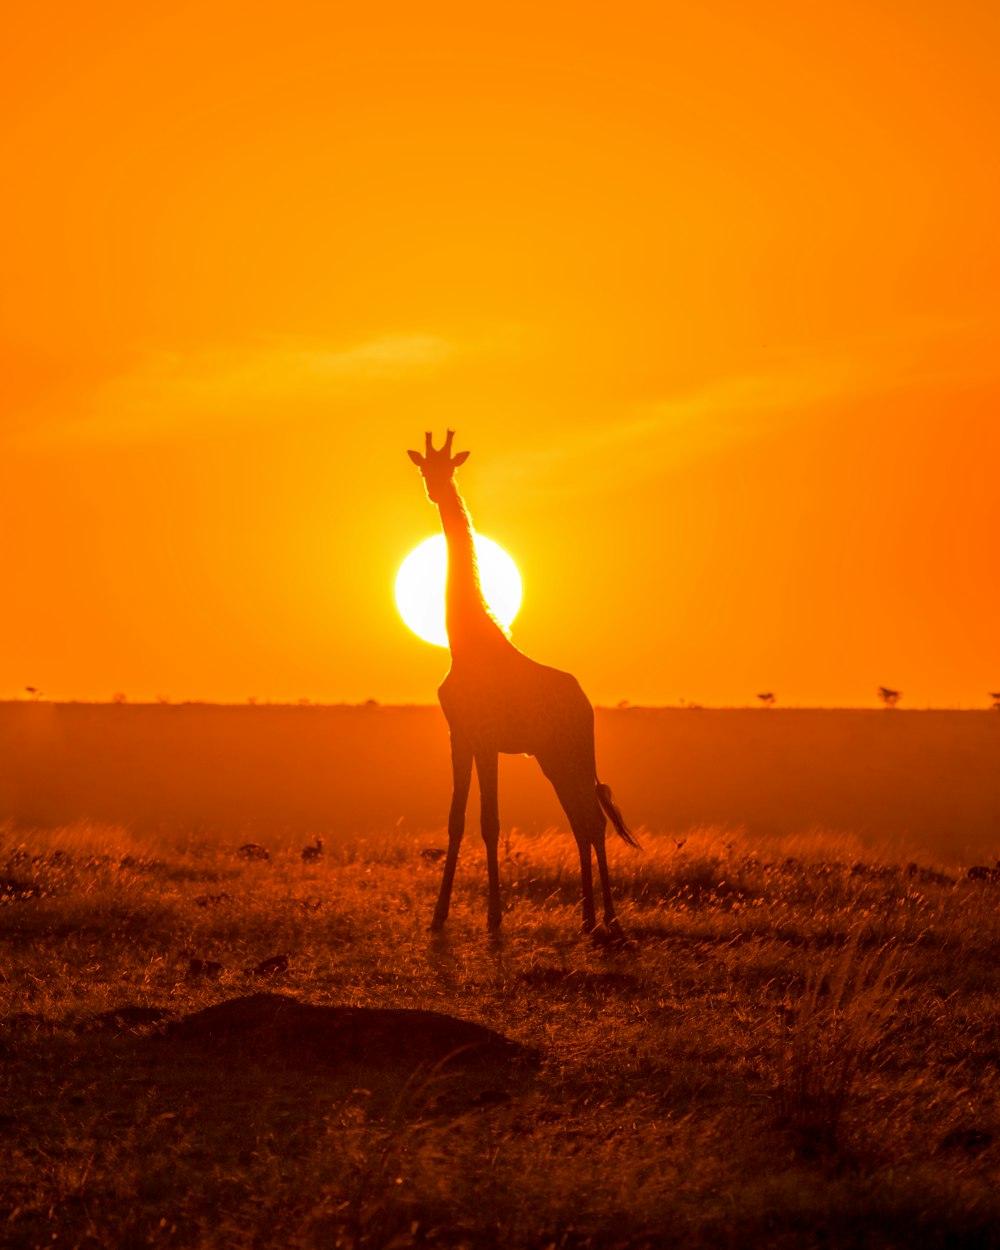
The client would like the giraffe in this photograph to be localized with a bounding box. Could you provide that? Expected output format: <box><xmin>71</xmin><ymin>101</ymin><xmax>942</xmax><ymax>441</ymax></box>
<box><xmin>407</xmin><ymin>430</ymin><xmax>640</xmax><ymax>936</ymax></box>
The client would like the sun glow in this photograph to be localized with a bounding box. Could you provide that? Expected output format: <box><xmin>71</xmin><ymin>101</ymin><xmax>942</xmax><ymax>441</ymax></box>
<box><xmin>395</xmin><ymin>534</ymin><xmax>522</xmax><ymax>648</ymax></box>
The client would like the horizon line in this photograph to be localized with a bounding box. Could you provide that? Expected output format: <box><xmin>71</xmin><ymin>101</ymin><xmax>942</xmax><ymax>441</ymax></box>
<box><xmin>3</xmin><ymin>697</ymin><xmax>996</xmax><ymax>713</ymax></box>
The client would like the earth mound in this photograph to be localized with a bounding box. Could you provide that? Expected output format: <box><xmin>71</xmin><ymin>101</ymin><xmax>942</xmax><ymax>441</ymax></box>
<box><xmin>160</xmin><ymin>992</ymin><xmax>537</xmax><ymax>1071</ymax></box>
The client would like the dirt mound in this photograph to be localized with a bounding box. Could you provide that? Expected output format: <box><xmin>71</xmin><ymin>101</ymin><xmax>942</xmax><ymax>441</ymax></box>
<box><xmin>160</xmin><ymin>993</ymin><xmax>537</xmax><ymax>1071</ymax></box>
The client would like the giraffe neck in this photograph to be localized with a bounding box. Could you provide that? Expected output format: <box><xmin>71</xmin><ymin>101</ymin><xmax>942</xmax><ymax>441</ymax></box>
<box><xmin>436</xmin><ymin>479</ymin><xmax>512</xmax><ymax>659</ymax></box>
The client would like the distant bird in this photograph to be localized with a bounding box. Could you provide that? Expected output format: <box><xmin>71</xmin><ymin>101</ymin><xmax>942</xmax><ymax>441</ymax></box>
<box><xmin>193</xmin><ymin>892</ymin><xmax>231</xmax><ymax>908</ymax></box>
<box><xmin>301</xmin><ymin>837</ymin><xmax>324</xmax><ymax>862</ymax></box>
<box><xmin>989</xmin><ymin>692</ymin><xmax>1000</xmax><ymax>710</ymax></box>
<box><xmin>756</xmin><ymin>692</ymin><xmax>776</xmax><ymax>707</ymax></box>
<box><xmin>0</xmin><ymin>876</ymin><xmax>42</xmax><ymax>902</ymax></box>
<box><xmin>237</xmin><ymin>843</ymin><xmax>270</xmax><ymax>861</ymax></box>
<box><xmin>939</xmin><ymin>1127</ymin><xmax>994</xmax><ymax>1153</ymax></box>
<box><xmin>877</xmin><ymin>686</ymin><xmax>901</xmax><ymax>708</ymax></box>
<box><xmin>251</xmin><ymin>953</ymin><xmax>289</xmax><ymax>977</ymax></box>
<box><xmin>186</xmin><ymin>957</ymin><xmax>223</xmax><ymax>979</ymax></box>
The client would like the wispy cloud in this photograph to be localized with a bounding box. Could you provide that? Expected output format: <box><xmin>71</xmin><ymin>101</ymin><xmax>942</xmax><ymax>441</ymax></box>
<box><xmin>484</xmin><ymin>314</ymin><xmax>1000</xmax><ymax>497</ymax></box>
<box><xmin>636</xmin><ymin>351</ymin><xmax>859</xmax><ymax>445</ymax></box>
<box><xmin>484</xmin><ymin>348</ymin><xmax>866</xmax><ymax>497</ymax></box>
<box><xmin>16</xmin><ymin>333</ymin><xmax>455</xmax><ymax>447</ymax></box>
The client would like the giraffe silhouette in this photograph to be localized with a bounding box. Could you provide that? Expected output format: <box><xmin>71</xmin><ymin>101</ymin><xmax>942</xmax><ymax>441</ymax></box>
<box><xmin>408</xmin><ymin>431</ymin><xmax>639</xmax><ymax>936</ymax></box>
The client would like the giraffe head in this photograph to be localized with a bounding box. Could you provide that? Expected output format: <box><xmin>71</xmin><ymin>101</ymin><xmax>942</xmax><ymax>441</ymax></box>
<box><xmin>407</xmin><ymin>431</ymin><xmax>470</xmax><ymax>504</ymax></box>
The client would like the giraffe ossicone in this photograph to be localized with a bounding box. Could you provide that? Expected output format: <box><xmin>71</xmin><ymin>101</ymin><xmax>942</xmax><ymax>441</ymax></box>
<box><xmin>407</xmin><ymin>431</ymin><xmax>639</xmax><ymax>938</ymax></box>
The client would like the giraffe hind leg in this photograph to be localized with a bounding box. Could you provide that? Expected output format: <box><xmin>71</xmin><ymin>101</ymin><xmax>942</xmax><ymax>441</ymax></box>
<box><xmin>548</xmin><ymin>772</ymin><xmax>614</xmax><ymax>935</ymax></box>
<box><xmin>592</xmin><ymin>828</ymin><xmax>626</xmax><ymax>938</ymax></box>
<box><xmin>574</xmin><ymin>834</ymin><xmax>597</xmax><ymax>933</ymax></box>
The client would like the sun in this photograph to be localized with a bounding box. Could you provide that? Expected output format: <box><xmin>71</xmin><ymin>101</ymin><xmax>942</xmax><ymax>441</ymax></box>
<box><xmin>395</xmin><ymin>533</ymin><xmax>522</xmax><ymax>647</ymax></box>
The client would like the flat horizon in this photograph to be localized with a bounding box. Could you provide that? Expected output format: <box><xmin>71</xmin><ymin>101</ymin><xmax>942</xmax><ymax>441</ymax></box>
<box><xmin>5</xmin><ymin>695</ymin><xmax>997</xmax><ymax>712</ymax></box>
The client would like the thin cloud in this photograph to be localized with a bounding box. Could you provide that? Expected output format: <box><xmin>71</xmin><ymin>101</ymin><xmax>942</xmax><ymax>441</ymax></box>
<box><xmin>484</xmin><ymin>350</ymin><xmax>863</xmax><ymax>498</ymax></box>
<box><xmin>484</xmin><ymin>314</ymin><xmax>1000</xmax><ymax>499</ymax></box>
<box><xmin>16</xmin><ymin>333</ymin><xmax>455</xmax><ymax>447</ymax></box>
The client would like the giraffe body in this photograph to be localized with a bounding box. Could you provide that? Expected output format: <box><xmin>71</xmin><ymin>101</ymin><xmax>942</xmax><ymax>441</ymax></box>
<box><xmin>439</xmin><ymin>654</ymin><xmax>593</xmax><ymax>765</ymax></box>
<box><xmin>408</xmin><ymin>431</ymin><xmax>637</xmax><ymax>935</ymax></box>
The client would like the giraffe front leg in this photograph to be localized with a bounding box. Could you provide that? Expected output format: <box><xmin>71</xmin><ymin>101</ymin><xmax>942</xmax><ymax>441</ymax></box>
<box><xmin>475</xmin><ymin>751</ymin><xmax>502</xmax><ymax>932</ymax></box>
<box><xmin>431</xmin><ymin>736</ymin><xmax>473</xmax><ymax>932</ymax></box>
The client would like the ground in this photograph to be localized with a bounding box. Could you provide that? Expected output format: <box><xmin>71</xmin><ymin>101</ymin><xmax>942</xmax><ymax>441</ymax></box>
<box><xmin>1</xmin><ymin>821</ymin><xmax>999</xmax><ymax>1250</ymax></box>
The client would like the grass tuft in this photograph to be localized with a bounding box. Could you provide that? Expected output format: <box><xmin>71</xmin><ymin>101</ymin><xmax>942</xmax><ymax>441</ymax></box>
<box><xmin>773</xmin><ymin>927</ymin><xmax>905</xmax><ymax>1155</ymax></box>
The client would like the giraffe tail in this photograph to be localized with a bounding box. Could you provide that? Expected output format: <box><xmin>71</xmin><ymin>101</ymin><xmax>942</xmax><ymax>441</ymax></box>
<box><xmin>596</xmin><ymin>781</ymin><xmax>642</xmax><ymax>850</ymax></box>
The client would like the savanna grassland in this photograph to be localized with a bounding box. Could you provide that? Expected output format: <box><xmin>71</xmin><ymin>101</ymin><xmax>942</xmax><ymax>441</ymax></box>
<box><xmin>2</xmin><ymin>820</ymin><xmax>1000</xmax><ymax>1250</ymax></box>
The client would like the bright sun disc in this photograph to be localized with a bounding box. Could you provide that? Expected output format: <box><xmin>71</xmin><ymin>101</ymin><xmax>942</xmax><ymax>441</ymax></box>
<box><xmin>395</xmin><ymin>533</ymin><xmax>522</xmax><ymax>648</ymax></box>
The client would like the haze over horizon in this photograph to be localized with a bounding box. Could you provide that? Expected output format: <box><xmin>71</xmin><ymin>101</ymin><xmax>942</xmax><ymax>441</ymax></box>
<box><xmin>3</xmin><ymin>2</ymin><xmax>998</xmax><ymax>710</ymax></box>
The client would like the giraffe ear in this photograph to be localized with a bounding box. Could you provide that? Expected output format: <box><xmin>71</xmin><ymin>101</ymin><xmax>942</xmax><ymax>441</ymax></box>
<box><xmin>407</xmin><ymin>450</ymin><xmax>424</xmax><ymax>466</ymax></box>
<box><xmin>453</xmin><ymin>450</ymin><xmax>470</xmax><ymax>467</ymax></box>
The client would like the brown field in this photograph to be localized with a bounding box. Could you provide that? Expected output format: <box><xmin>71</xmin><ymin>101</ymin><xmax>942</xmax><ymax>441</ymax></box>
<box><xmin>2</xmin><ymin>703</ymin><xmax>998</xmax><ymax>858</ymax></box>
<box><xmin>2</xmin><ymin>706</ymin><xmax>999</xmax><ymax>1248</ymax></box>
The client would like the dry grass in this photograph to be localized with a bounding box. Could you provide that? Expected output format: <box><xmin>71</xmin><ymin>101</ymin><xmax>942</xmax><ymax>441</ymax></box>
<box><xmin>773</xmin><ymin>928</ymin><xmax>905</xmax><ymax>1156</ymax></box>
<box><xmin>2</xmin><ymin>819</ymin><xmax>999</xmax><ymax>1249</ymax></box>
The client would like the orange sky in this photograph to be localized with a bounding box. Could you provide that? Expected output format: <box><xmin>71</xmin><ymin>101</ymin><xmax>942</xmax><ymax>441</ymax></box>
<box><xmin>3</xmin><ymin>0</ymin><xmax>998</xmax><ymax>708</ymax></box>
